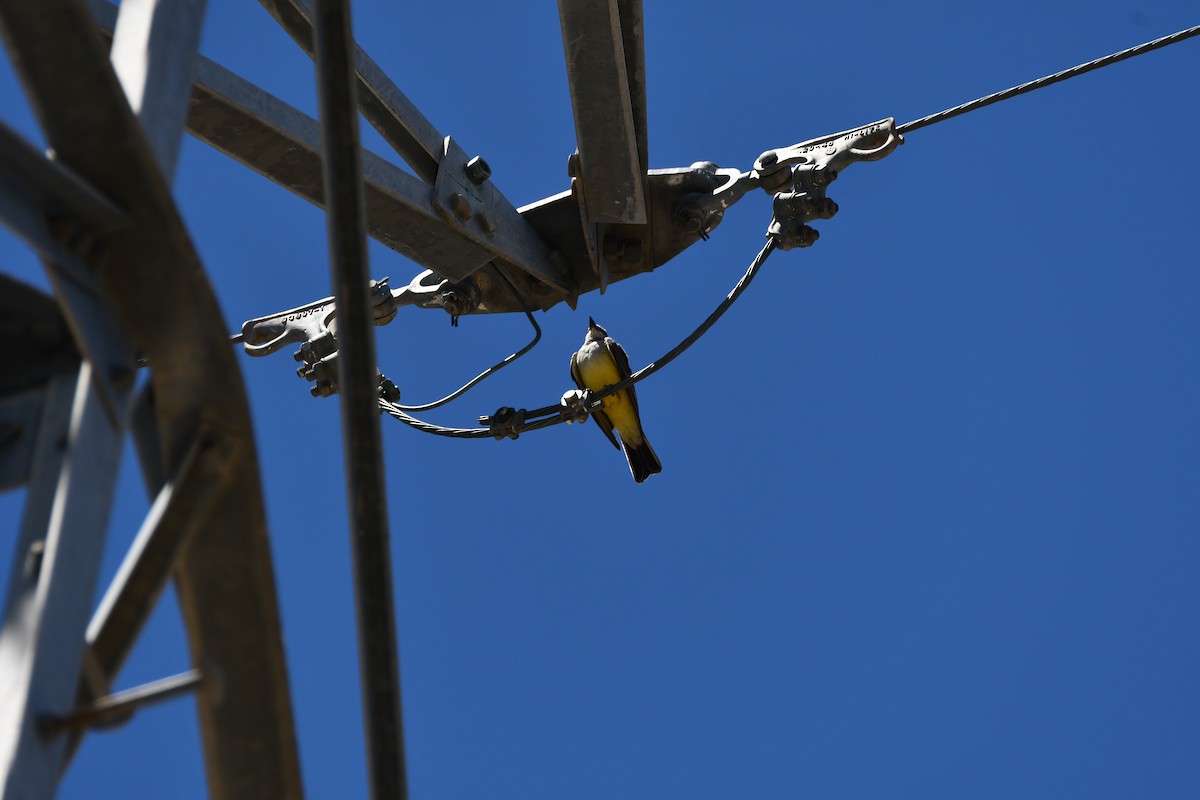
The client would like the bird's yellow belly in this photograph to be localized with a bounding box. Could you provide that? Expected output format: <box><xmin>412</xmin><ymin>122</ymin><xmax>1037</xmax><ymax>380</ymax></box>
<box><xmin>576</xmin><ymin>348</ymin><xmax>622</xmax><ymax>389</ymax></box>
<box><xmin>576</xmin><ymin>346</ymin><xmax>643</xmax><ymax>445</ymax></box>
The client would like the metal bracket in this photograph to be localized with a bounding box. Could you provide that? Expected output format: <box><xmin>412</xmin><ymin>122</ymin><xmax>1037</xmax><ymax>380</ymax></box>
<box><xmin>754</xmin><ymin>117</ymin><xmax>902</xmax><ymax>193</ymax></box>
<box><xmin>239</xmin><ymin>277</ymin><xmax>398</xmax><ymax>358</ymax></box>
<box><xmin>430</xmin><ymin>136</ymin><xmax>571</xmax><ymax>294</ymax></box>
<box><xmin>757</xmin><ymin>118</ymin><xmax>902</xmax><ymax>249</ymax></box>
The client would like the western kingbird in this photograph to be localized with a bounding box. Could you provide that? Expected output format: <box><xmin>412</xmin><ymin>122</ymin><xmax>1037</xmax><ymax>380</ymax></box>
<box><xmin>570</xmin><ymin>318</ymin><xmax>662</xmax><ymax>483</ymax></box>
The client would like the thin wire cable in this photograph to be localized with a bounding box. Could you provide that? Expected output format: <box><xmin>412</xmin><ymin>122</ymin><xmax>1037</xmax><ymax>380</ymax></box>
<box><xmin>898</xmin><ymin>23</ymin><xmax>1200</xmax><ymax>134</ymax></box>
<box><xmin>379</xmin><ymin>22</ymin><xmax>1200</xmax><ymax>438</ymax></box>
<box><xmin>587</xmin><ymin>237</ymin><xmax>777</xmax><ymax>406</ymax></box>
<box><xmin>393</xmin><ymin>264</ymin><xmax>541</xmax><ymax>412</ymax></box>
<box><xmin>380</xmin><ymin>237</ymin><xmax>778</xmax><ymax>438</ymax></box>
<box><xmin>379</xmin><ymin>401</ymin><xmax>493</xmax><ymax>437</ymax></box>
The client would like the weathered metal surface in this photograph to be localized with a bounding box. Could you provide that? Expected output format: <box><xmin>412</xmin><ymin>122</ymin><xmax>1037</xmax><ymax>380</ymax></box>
<box><xmin>110</xmin><ymin>0</ymin><xmax>208</xmax><ymax>180</ymax></box>
<box><xmin>520</xmin><ymin>165</ymin><xmax>728</xmax><ymax>297</ymax></box>
<box><xmin>45</xmin><ymin>668</ymin><xmax>209</xmax><ymax>735</ymax></box>
<box><xmin>0</xmin><ymin>367</ymin><xmax>125</xmax><ymax>799</ymax></box>
<box><xmin>558</xmin><ymin>0</ymin><xmax>648</xmax><ymax>225</ymax></box>
<box><xmin>431</xmin><ymin>135</ymin><xmax>570</xmax><ymax>293</ymax></box>
<box><xmin>91</xmin><ymin>0</ymin><xmax>565</xmax><ymax>291</ymax></box>
<box><xmin>0</xmin><ymin>121</ymin><xmax>134</xmax><ymax>425</ymax></box>
<box><xmin>85</xmin><ymin>430</ymin><xmax>213</xmax><ymax>683</ymax></box>
<box><xmin>312</xmin><ymin>0</ymin><xmax>408</xmax><ymax>794</ymax></box>
<box><xmin>256</xmin><ymin>0</ymin><xmax>443</xmax><ymax>183</ymax></box>
<box><xmin>0</xmin><ymin>1</ymin><xmax>304</xmax><ymax>796</ymax></box>
<box><xmin>182</xmin><ymin>55</ymin><xmax>495</xmax><ymax>281</ymax></box>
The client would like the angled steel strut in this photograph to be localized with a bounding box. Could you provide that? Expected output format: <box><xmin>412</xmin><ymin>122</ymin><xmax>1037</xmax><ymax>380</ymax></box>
<box><xmin>239</xmin><ymin>119</ymin><xmax>903</xmax><ymax>405</ymax></box>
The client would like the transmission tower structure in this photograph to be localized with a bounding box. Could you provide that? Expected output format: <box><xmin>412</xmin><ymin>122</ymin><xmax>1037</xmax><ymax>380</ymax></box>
<box><xmin>0</xmin><ymin>0</ymin><xmax>755</xmax><ymax>797</ymax></box>
<box><xmin>2</xmin><ymin>0</ymin><xmax>1197</xmax><ymax>798</ymax></box>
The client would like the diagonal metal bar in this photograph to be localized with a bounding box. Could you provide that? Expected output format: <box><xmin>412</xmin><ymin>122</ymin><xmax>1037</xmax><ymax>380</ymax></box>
<box><xmin>0</xmin><ymin>1</ymin><xmax>304</xmax><ymax>796</ymax></box>
<box><xmin>312</xmin><ymin>0</ymin><xmax>408</xmax><ymax>797</ymax></box>
<box><xmin>257</xmin><ymin>0</ymin><xmax>442</xmax><ymax>184</ymax></box>
<box><xmin>43</xmin><ymin>667</ymin><xmax>208</xmax><ymax>735</ymax></box>
<box><xmin>110</xmin><ymin>0</ymin><xmax>208</xmax><ymax>180</ymax></box>
<box><xmin>85</xmin><ymin>427</ymin><xmax>223</xmax><ymax>683</ymax></box>
<box><xmin>58</xmin><ymin>416</ymin><xmax>226</xmax><ymax>769</ymax></box>
<box><xmin>0</xmin><ymin>366</ymin><xmax>126</xmax><ymax>798</ymax></box>
<box><xmin>88</xmin><ymin>0</ymin><xmax>569</xmax><ymax>292</ymax></box>
<box><xmin>185</xmin><ymin>59</ymin><xmax>495</xmax><ymax>281</ymax></box>
<box><xmin>254</xmin><ymin>0</ymin><xmax>571</xmax><ymax>293</ymax></box>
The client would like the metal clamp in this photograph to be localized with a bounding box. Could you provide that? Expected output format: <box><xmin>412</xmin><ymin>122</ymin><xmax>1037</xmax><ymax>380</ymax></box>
<box><xmin>754</xmin><ymin>118</ymin><xmax>902</xmax><ymax>193</ymax></box>
<box><xmin>664</xmin><ymin>119</ymin><xmax>901</xmax><ymax>245</ymax></box>
<box><xmin>757</xmin><ymin>118</ymin><xmax>902</xmax><ymax>250</ymax></box>
<box><xmin>559</xmin><ymin>389</ymin><xmax>590</xmax><ymax>424</ymax></box>
<box><xmin>486</xmin><ymin>406</ymin><xmax>526</xmax><ymax>440</ymax></box>
<box><xmin>239</xmin><ymin>277</ymin><xmax>398</xmax><ymax>358</ymax></box>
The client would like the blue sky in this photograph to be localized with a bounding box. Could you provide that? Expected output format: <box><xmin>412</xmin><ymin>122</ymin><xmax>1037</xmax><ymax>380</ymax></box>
<box><xmin>3</xmin><ymin>1</ymin><xmax>1199</xmax><ymax>797</ymax></box>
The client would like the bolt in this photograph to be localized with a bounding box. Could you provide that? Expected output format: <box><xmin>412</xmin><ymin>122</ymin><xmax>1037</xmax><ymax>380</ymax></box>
<box><xmin>450</xmin><ymin>193</ymin><xmax>472</xmax><ymax>221</ymax></box>
<box><xmin>378</xmin><ymin>377</ymin><xmax>400</xmax><ymax>403</ymax></box>
<box><xmin>477</xmin><ymin>211</ymin><xmax>498</xmax><ymax>234</ymax></box>
<box><xmin>758</xmin><ymin>151</ymin><xmax>778</xmax><ymax>168</ymax></box>
<box><xmin>567</xmin><ymin>152</ymin><xmax>580</xmax><ymax>178</ymax></box>
<box><xmin>674</xmin><ymin>203</ymin><xmax>707</xmax><ymax>234</ymax></box>
<box><xmin>464</xmin><ymin>156</ymin><xmax>491</xmax><ymax>186</ymax></box>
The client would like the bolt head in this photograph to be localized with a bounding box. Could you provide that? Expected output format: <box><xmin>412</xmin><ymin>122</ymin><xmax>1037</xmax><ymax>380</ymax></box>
<box><xmin>450</xmin><ymin>193</ymin><xmax>472</xmax><ymax>221</ymax></box>
<box><xmin>465</xmin><ymin>156</ymin><xmax>491</xmax><ymax>185</ymax></box>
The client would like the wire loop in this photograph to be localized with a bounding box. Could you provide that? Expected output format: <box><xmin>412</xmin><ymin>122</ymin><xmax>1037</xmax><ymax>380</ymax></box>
<box><xmin>381</xmin><ymin>236</ymin><xmax>779</xmax><ymax>439</ymax></box>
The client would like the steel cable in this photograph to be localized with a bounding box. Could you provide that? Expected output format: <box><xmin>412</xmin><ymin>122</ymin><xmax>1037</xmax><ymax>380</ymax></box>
<box><xmin>381</xmin><ymin>237</ymin><xmax>778</xmax><ymax>438</ymax></box>
<box><xmin>391</xmin><ymin>264</ymin><xmax>541</xmax><ymax>412</ymax></box>
<box><xmin>380</xmin><ymin>22</ymin><xmax>1200</xmax><ymax>439</ymax></box>
<box><xmin>898</xmin><ymin>24</ymin><xmax>1200</xmax><ymax>135</ymax></box>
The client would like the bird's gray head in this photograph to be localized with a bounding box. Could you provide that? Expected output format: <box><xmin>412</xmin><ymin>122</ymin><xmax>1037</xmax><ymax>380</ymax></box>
<box><xmin>585</xmin><ymin>317</ymin><xmax>607</xmax><ymax>342</ymax></box>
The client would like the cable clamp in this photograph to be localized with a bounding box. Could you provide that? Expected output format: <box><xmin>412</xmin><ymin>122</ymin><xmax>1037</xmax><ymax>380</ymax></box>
<box><xmin>487</xmin><ymin>406</ymin><xmax>526</xmax><ymax>440</ymax></box>
<box><xmin>559</xmin><ymin>389</ymin><xmax>591</xmax><ymax>424</ymax></box>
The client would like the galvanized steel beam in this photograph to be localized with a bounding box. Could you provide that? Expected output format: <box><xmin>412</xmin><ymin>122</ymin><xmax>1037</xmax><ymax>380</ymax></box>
<box><xmin>90</xmin><ymin>0</ymin><xmax>568</xmax><ymax>292</ymax></box>
<box><xmin>257</xmin><ymin>0</ymin><xmax>443</xmax><ymax>183</ymax></box>
<box><xmin>0</xmin><ymin>1</ymin><xmax>304</xmax><ymax>797</ymax></box>
<box><xmin>0</xmin><ymin>367</ymin><xmax>126</xmax><ymax>799</ymax></box>
<box><xmin>110</xmin><ymin>0</ymin><xmax>208</xmax><ymax>180</ymax></box>
<box><xmin>558</xmin><ymin>0</ymin><xmax>648</xmax><ymax>225</ymax></box>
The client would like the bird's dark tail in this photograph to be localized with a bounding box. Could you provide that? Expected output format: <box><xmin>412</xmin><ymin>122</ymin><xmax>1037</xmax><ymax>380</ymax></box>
<box><xmin>623</xmin><ymin>439</ymin><xmax>662</xmax><ymax>483</ymax></box>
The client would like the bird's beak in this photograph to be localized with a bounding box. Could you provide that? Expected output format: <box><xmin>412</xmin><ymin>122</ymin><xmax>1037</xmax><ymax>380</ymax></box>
<box><xmin>588</xmin><ymin>316</ymin><xmax>596</xmax><ymax>328</ymax></box>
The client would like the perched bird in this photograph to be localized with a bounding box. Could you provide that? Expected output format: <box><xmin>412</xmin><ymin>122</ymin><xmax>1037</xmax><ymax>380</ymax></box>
<box><xmin>570</xmin><ymin>318</ymin><xmax>662</xmax><ymax>483</ymax></box>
